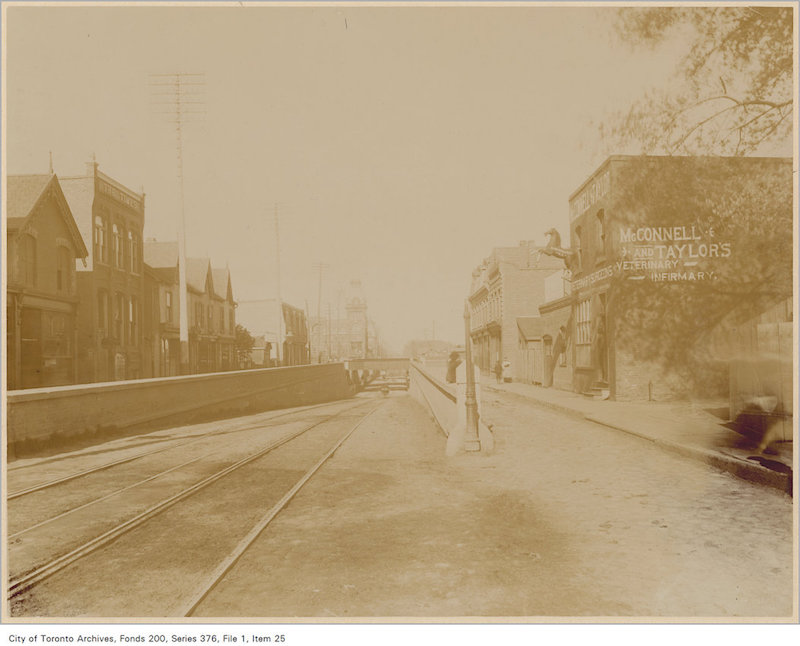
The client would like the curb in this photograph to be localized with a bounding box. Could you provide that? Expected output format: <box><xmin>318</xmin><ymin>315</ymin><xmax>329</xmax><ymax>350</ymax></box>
<box><xmin>585</xmin><ymin>415</ymin><xmax>792</xmax><ymax>495</ymax></box>
<box><xmin>486</xmin><ymin>385</ymin><xmax>792</xmax><ymax>495</ymax></box>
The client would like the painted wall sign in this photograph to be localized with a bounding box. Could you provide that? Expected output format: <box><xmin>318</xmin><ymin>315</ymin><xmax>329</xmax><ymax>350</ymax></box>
<box><xmin>617</xmin><ymin>224</ymin><xmax>732</xmax><ymax>282</ymax></box>
<box><xmin>98</xmin><ymin>178</ymin><xmax>143</xmax><ymax>211</ymax></box>
<box><xmin>572</xmin><ymin>265</ymin><xmax>614</xmax><ymax>290</ymax></box>
<box><xmin>569</xmin><ymin>170</ymin><xmax>610</xmax><ymax>219</ymax></box>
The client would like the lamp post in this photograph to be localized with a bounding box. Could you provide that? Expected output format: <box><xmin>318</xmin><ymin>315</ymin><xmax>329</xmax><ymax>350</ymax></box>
<box><xmin>463</xmin><ymin>301</ymin><xmax>481</xmax><ymax>452</ymax></box>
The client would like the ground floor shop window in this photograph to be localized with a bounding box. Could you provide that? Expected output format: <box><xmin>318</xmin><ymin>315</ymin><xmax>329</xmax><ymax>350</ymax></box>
<box><xmin>576</xmin><ymin>298</ymin><xmax>591</xmax><ymax>368</ymax></box>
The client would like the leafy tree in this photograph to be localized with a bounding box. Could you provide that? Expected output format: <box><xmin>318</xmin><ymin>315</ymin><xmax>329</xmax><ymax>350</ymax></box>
<box><xmin>605</xmin><ymin>157</ymin><xmax>792</xmax><ymax>393</ymax></box>
<box><xmin>234</xmin><ymin>324</ymin><xmax>255</xmax><ymax>364</ymax></box>
<box><xmin>606</xmin><ymin>6</ymin><xmax>793</xmax><ymax>155</ymax></box>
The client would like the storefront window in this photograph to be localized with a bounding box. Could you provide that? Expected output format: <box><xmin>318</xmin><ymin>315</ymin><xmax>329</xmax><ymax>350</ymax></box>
<box><xmin>576</xmin><ymin>298</ymin><xmax>592</xmax><ymax>367</ymax></box>
<box><xmin>41</xmin><ymin>311</ymin><xmax>73</xmax><ymax>386</ymax></box>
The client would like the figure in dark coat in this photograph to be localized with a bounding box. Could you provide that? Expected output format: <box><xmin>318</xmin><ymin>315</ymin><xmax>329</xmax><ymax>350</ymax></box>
<box><xmin>446</xmin><ymin>351</ymin><xmax>462</xmax><ymax>384</ymax></box>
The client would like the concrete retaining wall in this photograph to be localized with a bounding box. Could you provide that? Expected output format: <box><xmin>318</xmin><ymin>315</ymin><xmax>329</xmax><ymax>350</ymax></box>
<box><xmin>409</xmin><ymin>362</ymin><xmax>493</xmax><ymax>454</ymax></box>
<box><xmin>409</xmin><ymin>362</ymin><xmax>457</xmax><ymax>437</ymax></box>
<box><xmin>6</xmin><ymin>364</ymin><xmax>353</xmax><ymax>459</ymax></box>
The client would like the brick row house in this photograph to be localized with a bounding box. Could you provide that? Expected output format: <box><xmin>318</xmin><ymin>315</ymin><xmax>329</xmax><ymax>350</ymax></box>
<box><xmin>6</xmin><ymin>174</ymin><xmax>88</xmax><ymax>389</ymax></box>
<box><xmin>143</xmin><ymin>241</ymin><xmax>237</xmax><ymax>375</ymax></box>
<box><xmin>60</xmin><ymin>161</ymin><xmax>146</xmax><ymax>383</ymax></box>
<box><xmin>6</xmin><ymin>160</ymin><xmax>239</xmax><ymax>389</ymax></box>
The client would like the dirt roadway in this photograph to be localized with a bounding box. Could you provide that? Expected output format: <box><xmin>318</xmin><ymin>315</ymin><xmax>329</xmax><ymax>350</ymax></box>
<box><xmin>193</xmin><ymin>392</ymin><xmax>795</xmax><ymax>619</ymax></box>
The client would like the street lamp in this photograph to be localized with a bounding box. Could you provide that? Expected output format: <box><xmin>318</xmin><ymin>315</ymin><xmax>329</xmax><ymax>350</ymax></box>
<box><xmin>463</xmin><ymin>301</ymin><xmax>481</xmax><ymax>452</ymax></box>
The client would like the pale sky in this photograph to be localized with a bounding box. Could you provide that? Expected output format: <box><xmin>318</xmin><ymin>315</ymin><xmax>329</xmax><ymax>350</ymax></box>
<box><xmin>4</xmin><ymin>2</ymin><xmax>681</xmax><ymax>353</ymax></box>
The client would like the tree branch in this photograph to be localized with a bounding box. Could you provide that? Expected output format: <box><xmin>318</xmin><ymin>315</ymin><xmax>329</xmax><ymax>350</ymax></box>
<box><xmin>667</xmin><ymin>103</ymin><xmax>740</xmax><ymax>153</ymax></box>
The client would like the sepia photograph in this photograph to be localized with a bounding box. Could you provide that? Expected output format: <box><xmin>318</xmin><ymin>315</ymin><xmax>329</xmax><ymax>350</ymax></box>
<box><xmin>1</xmin><ymin>0</ymin><xmax>797</xmax><ymax>629</ymax></box>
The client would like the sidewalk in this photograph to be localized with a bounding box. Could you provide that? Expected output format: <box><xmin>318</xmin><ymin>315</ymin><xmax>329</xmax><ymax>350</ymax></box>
<box><xmin>480</xmin><ymin>376</ymin><xmax>794</xmax><ymax>495</ymax></box>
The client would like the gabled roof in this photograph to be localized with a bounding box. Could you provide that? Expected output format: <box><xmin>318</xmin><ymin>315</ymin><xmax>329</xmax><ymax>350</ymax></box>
<box><xmin>144</xmin><ymin>241</ymin><xmax>214</xmax><ymax>294</ymax></box>
<box><xmin>144</xmin><ymin>240</ymin><xmax>179</xmax><ymax>269</ymax></box>
<box><xmin>211</xmin><ymin>267</ymin><xmax>233</xmax><ymax>301</ymax></box>
<box><xmin>517</xmin><ymin>316</ymin><xmax>545</xmax><ymax>341</ymax></box>
<box><xmin>58</xmin><ymin>175</ymin><xmax>96</xmax><ymax>264</ymax></box>
<box><xmin>7</xmin><ymin>174</ymin><xmax>52</xmax><ymax>221</ymax></box>
<box><xmin>189</xmin><ymin>257</ymin><xmax>212</xmax><ymax>295</ymax></box>
<box><xmin>7</xmin><ymin>174</ymin><xmax>89</xmax><ymax>258</ymax></box>
<box><xmin>144</xmin><ymin>263</ymin><xmax>177</xmax><ymax>285</ymax></box>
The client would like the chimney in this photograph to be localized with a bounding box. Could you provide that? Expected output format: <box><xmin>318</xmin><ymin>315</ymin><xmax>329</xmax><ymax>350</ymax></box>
<box><xmin>85</xmin><ymin>153</ymin><xmax>98</xmax><ymax>177</ymax></box>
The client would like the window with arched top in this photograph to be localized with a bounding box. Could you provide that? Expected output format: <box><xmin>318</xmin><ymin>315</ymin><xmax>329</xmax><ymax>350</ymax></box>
<box><xmin>126</xmin><ymin>230</ymin><xmax>133</xmax><ymax>272</ymax></box>
<box><xmin>131</xmin><ymin>232</ymin><xmax>140</xmax><ymax>273</ymax></box>
<box><xmin>575</xmin><ymin>225</ymin><xmax>584</xmax><ymax>269</ymax></box>
<box><xmin>112</xmin><ymin>224</ymin><xmax>122</xmax><ymax>268</ymax></box>
<box><xmin>596</xmin><ymin>209</ymin><xmax>606</xmax><ymax>261</ymax></box>
<box><xmin>94</xmin><ymin>216</ymin><xmax>107</xmax><ymax>263</ymax></box>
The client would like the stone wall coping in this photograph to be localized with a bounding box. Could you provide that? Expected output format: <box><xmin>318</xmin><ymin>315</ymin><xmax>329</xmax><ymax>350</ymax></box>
<box><xmin>7</xmin><ymin>363</ymin><xmax>345</xmax><ymax>403</ymax></box>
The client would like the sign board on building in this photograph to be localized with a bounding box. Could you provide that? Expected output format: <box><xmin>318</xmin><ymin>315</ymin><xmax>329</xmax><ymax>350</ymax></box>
<box><xmin>569</xmin><ymin>169</ymin><xmax>610</xmax><ymax>219</ymax></box>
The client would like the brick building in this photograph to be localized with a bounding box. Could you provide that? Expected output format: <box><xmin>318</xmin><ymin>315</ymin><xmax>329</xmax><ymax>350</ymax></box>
<box><xmin>6</xmin><ymin>174</ymin><xmax>88</xmax><ymax>389</ymax></box>
<box><xmin>60</xmin><ymin>161</ymin><xmax>146</xmax><ymax>383</ymax></box>
<box><xmin>143</xmin><ymin>241</ymin><xmax>237</xmax><ymax>375</ymax></box>
<box><xmin>467</xmin><ymin>241</ymin><xmax>563</xmax><ymax>380</ymax></box>
<box><xmin>537</xmin><ymin>154</ymin><xmax>793</xmax><ymax>401</ymax></box>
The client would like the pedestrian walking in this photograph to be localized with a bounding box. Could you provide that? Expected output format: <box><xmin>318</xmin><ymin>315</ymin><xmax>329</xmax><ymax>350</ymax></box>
<box><xmin>494</xmin><ymin>359</ymin><xmax>503</xmax><ymax>384</ymax></box>
<box><xmin>446</xmin><ymin>350</ymin><xmax>462</xmax><ymax>384</ymax></box>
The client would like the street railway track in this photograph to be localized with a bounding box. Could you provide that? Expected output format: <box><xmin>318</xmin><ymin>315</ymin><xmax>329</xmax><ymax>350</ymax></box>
<box><xmin>7</xmin><ymin>398</ymin><xmax>358</xmax><ymax>499</ymax></box>
<box><xmin>9</xmin><ymin>399</ymin><xmax>367</xmax><ymax>539</ymax></box>
<box><xmin>181</xmin><ymin>401</ymin><xmax>382</xmax><ymax>616</ymax></box>
<box><xmin>7</xmin><ymin>398</ymin><xmax>379</xmax><ymax>602</ymax></box>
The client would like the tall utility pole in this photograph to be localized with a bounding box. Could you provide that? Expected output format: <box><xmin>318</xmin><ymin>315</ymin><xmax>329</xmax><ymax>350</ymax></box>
<box><xmin>150</xmin><ymin>72</ymin><xmax>205</xmax><ymax>375</ymax></box>
<box><xmin>463</xmin><ymin>302</ymin><xmax>481</xmax><ymax>452</ymax></box>
<box><xmin>336</xmin><ymin>289</ymin><xmax>343</xmax><ymax>361</ymax></box>
<box><xmin>311</xmin><ymin>262</ymin><xmax>329</xmax><ymax>363</ymax></box>
<box><xmin>273</xmin><ymin>204</ymin><xmax>283</xmax><ymax>366</ymax></box>
<box><xmin>327</xmin><ymin>302</ymin><xmax>332</xmax><ymax>361</ymax></box>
